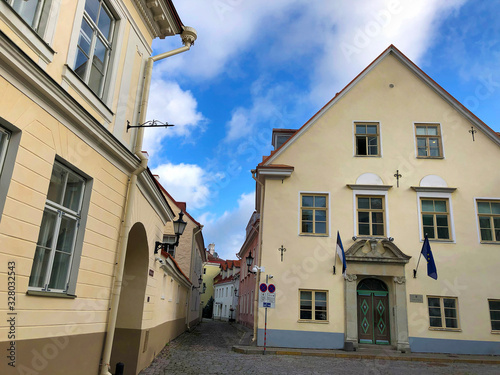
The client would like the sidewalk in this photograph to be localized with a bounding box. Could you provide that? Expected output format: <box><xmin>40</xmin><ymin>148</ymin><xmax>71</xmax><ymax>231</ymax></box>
<box><xmin>232</xmin><ymin>343</ymin><xmax>500</xmax><ymax>365</ymax></box>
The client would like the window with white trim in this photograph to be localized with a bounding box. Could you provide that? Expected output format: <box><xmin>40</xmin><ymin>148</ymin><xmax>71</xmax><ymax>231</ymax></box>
<box><xmin>300</xmin><ymin>193</ymin><xmax>328</xmax><ymax>235</ymax></box>
<box><xmin>0</xmin><ymin>127</ymin><xmax>10</xmax><ymax>177</ymax></box>
<box><xmin>6</xmin><ymin>0</ymin><xmax>50</xmax><ymax>34</ymax></box>
<box><xmin>29</xmin><ymin>162</ymin><xmax>86</xmax><ymax>292</ymax></box>
<box><xmin>299</xmin><ymin>290</ymin><xmax>328</xmax><ymax>321</ymax></box>
<box><xmin>477</xmin><ymin>200</ymin><xmax>500</xmax><ymax>243</ymax></box>
<box><xmin>73</xmin><ymin>0</ymin><xmax>115</xmax><ymax>97</ymax></box>
<box><xmin>427</xmin><ymin>296</ymin><xmax>459</xmax><ymax>329</ymax></box>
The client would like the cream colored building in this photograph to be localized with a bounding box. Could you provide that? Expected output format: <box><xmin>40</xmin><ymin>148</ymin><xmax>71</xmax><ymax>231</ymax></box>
<box><xmin>157</xmin><ymin>183</ymin><xmax>206</xmax><ymax>329</ymax></box>
<box><xmin>0</xmin><ymin>1</ymin><xmax>197</xmax><ymax>374</ymax></box>
<box><xmin>251</xmin><ymin>45</ymin><xmax>500</xmax><ymax>355</ymax></box>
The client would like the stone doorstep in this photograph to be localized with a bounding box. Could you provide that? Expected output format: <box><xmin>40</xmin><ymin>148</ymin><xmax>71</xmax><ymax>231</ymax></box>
<box><xmin>231</xmin><ymin>346</ymin><xmax>500</xmax><ymax>365</ymax></box>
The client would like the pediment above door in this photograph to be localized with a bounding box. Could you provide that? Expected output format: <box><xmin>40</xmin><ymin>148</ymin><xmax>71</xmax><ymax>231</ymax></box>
<box><xmin>345</xmin><ymin>239</ymin><xmax>411</xmax><ymax>264</ymax></box>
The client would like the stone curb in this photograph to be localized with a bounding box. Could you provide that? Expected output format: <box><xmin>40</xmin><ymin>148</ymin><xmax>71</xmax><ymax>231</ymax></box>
<box><xmin>231</xmin><ymin>346</ymin><xmax>500</xmax><ymax>365</ymax></box>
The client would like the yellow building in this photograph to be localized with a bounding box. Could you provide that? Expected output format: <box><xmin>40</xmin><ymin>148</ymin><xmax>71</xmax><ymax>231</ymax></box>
<box><xmin>252</xmin><ymin>45</ymin><xmax>500</xmax><ymax>355</ymax></box>
<box><xmin>157</xmin><ymin>182</ymin><xmax>206</xmax><ymax>329</ymax></box>
<box><xmin>0</xmin><ymin>1</ymin><xmax>197</xmax><ymax>374</ymax></box>
<box><xmin>201</xmin><ymin>244</ymin><xmax>225</xmax><ymax>312</ymax></box>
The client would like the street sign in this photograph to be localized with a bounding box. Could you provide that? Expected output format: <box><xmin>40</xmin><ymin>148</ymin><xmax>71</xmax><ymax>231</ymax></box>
<box><xmin>259</xmin><ymin>283</ymin><xmax>276</xmax><ymax>308</ymax></box>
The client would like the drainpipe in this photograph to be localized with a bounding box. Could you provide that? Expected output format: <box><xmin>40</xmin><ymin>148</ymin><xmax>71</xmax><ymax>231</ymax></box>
<box><xmin>186</xmin><ymin>225</ymin><xmax>204</xmax><ymax>330</ymax></box>
<box><xmin>100</xmin><ymin>27</ymin><xmax>197</xmax><ymax>375</ymax></box>
<box><xmin>251</xmin><ymin>170</ymin><xmax>265</xmax><ymax>342</ymax></box>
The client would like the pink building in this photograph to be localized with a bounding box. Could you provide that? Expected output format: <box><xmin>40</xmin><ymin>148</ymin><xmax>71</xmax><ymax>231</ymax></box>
<box><xmin>237</xmin><ymin>211</ymin><xmax>260</xmax><ymax>329</ymax></box>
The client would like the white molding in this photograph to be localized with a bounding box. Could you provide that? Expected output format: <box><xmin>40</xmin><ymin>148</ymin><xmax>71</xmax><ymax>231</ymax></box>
<box><xmin>0</xmin><ymin>31</ymin><xmax>138</xmax><ymax>175</ymax></box>
<box><xmin>61</xmin><ymin>66</ymin><xmax>114</xmax><ymax>124</ymax></box>
<box><xmin>473</xmin><ymin>197</ymin><xmax>500</xmax><ymax>245</ymax></box>
<box><xmin>351</xmin><ymin>189</ymin><xmax>390</xmax><ymax>238</ymax></box>
<box><xmin>0</xmin><ymin>2</ymin><xmax>54</xmax><ymax>65</ymax></box>
<box><xmin>416</xmin><ymin>191</ymin><xmax>455</xmax><ymax>243</ymax></box>
<box><xmin>297</xmin><ymin>191</ymin><xmax>331</xmax><ymax>237</ymax></box>
<box><xmin>258</xmin><ymin>168</ymin><xmax>294</xmax><ymax>178</ymax></box>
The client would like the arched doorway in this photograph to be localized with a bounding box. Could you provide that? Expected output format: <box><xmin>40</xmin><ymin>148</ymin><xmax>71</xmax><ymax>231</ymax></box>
<box><xmin>357</xmin><ymin>278</ymin><xmax>390</xmax><ymax>345</ymax></box>
<box><xmin>110</xmin><ymin>223</ymin><xmax>149</xmax><ymax>374</ymax></box>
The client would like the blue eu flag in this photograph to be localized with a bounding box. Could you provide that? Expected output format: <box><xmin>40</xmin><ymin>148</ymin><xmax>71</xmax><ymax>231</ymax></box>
<box><xmin>421</xmin><ymin>236</ymin><xmax>437</xmax><ymax>280</ymax></box>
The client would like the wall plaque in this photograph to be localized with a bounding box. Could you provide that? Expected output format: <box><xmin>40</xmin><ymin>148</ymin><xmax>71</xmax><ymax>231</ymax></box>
<box><xmin>149</xmin><ymin>269</ymin><xmax>154</xmax><ymax>277</ymax></box>
<box><xmin>410</xmin><ymin>294</ymin><xmax>423</xmax><ymax>303</ymax></box>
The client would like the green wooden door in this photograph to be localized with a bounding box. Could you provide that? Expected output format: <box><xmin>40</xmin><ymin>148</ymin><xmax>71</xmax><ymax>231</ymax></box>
<box><xmin>357</xmin><ymin>291</ymin><xmax>390</xmax><ymax>344</ymax></box>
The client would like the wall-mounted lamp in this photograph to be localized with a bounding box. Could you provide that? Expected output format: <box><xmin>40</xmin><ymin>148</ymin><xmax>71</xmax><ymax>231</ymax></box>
<box><xmin>155</xmin><ymin>211</ymin><xmax>188</xmax><ymax>254</ymax></box>
<box><xmin>192</xmin><ymin>275</ymin><xmax>203</xmax><ymax>290</ymax></box>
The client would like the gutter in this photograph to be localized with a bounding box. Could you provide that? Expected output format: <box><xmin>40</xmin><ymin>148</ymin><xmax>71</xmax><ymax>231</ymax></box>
<box><xmin>251</xmin><ymin>169</ymin><xmax>265</xmax><ymax>342</ymax></box>
<box><xmin>100</xmin><ymin>26</ymin><xmax>197</xmax><ymax>375</ymax></box>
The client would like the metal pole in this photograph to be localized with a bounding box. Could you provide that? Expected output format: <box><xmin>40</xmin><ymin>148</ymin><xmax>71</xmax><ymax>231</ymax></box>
<box><xmin>264</xmin><ymin>274</ymin><xmax>268</xmax><ymax>355</ymax></box>
<box><xmin>413</xmin><ymin>252</ymin><xmax>422</xmax><ymax>278</ymax></box>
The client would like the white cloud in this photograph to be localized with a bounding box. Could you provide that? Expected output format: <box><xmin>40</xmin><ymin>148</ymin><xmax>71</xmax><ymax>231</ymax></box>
<box><xmin>199</xmin><ymin>192</ymin><xmax>255</xmax><ymax>260</ymax></box>
<box><xmin>143</xmin><ymin>80</ymin><xmax>205</xmax><ymax>156</ymax></box>
<box><xmin>153</xmin><ymin>163</ymin><xmax>211</xmax><ymax>210</ymax></box>
<box><xmin>153</xmin><ymin>0</ymin><xmax>466</xmax><ymax>104</ymax></box>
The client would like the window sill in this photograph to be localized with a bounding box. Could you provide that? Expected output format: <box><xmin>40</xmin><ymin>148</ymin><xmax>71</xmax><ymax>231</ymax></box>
<box><xmin>491</xmin><ymin>331</ymin><xmax>500</xmax><ymax>335</ymax></box>
<box><xmin>61</xmin><ymin>65</ymin><xmax>114</xmax><ymax>124</ymax></box>
<box><xmin>354</xmin><ymin>155</ymin><xmax>381</xmax><ymax>158</ymax></box>
<box><xmin>480</xmin><ymin>241</ymin><xmax>500</xmax><ymax>245</ymax></box>
<box><xmin>298</xmin><ymin>319</ymin><xmax>329</xmax><ymax>324</ymax></box>
<box><xmin>428</xmin><ymin>327</ymin><xmax>462</xmax><ymax>332</ymax></box>
<box><xmin>27</xmin><ymin>290</ymin><xmax>76</xmax><ymax>299</ymax></box>
<box><xmin>416</xmin><ymin>156</ymin><xmax>444</xmax><ymax>160</ymax></box>
<box><xmin>0</xmin><ymin>2</ymin><xmax>55</xmax><ymax>66</ymax></box>
<box><xmin>424</xmin><ymin>239</ymin><xmax>455</xmax><ymax>243</ymax></box>
<box><xmin>299</xmin><ymin>233</ymin><xmax>329</xmax><ymax>237</ymax></box>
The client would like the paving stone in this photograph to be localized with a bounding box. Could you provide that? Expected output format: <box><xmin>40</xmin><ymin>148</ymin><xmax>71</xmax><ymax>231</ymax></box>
<box><xmin>140</xmin><ymin>320</ymin><xmax>499</xmax><ymax>374</ymax></box>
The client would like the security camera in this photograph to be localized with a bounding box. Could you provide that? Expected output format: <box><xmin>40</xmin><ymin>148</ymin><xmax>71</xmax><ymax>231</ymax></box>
<box><xmin>252</xmin><ymin>266</ymin><xmax>258</xmax><ymax>273</ymax></box>
<box><xmin>155</xmin><ymin>257</ymin><xmax>164</xmax><ymax>265</ymax></box>
<box><xmin>269</xmin><ymin>275</ymin><xmax>273</xmax><ymax>279</ymax></box>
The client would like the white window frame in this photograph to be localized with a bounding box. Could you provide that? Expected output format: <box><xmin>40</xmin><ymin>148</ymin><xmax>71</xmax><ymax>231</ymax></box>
<box><xmin>413</xmin><ymin>122</ymin><xmax>446</xmax><ymax>159</ymax></box>
<box><xmin>28</xmin><ymin>161</ymin><xmax>87</xmax><ymax>294</ymax></box>
<box><xmin>62</xmin><ymin>0</ymin><xmax>126</xmax><ymax>120</ymax></box>
<box><xmin>351</xmin><ymin>189</ymin><xmax>390</xmax><ymax>238</ymax></box>
<box><xmin>427</xmin><ymin>296</ymin><xmax>460</xmax><ymax>331</ymax></box>
<box><xmin>352</xmin><ymin>121</ymin><xmax>383</xmax><ymax>157</ymax></box>
<box><xmin>0</xmin><ymin>127</ymin><xmax>10</xmax><ymax>177</ymax></box>
<box><xmin>474</xmin><ymin>198</ymin><xmax>500</xmax><ymax>245</ymax></box>
<box><xmin>416</xmin><ymin>191</ymin><xmax>455</xmax><ymax>243</ymax></box>
<box><xmin>0</xmin><ymin>0</ymin><xmax>59</xmax><ymax>65</ymax></box>
<box><xmin>298</xmin><ymin>191</ymin><xmax>331</xmax><ymax>237</ymax></box>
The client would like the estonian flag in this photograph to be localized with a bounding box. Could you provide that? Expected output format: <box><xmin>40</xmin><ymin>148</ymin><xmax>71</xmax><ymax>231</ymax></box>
<box><xmin>336</xmin><ymin>231</ymin><xmax>347</xmax><ymax>278</ymax></box>
<box><xmin>421</xmin><ymin>235</ymin><xmax>438</xmax><ymax>280</ymax></box>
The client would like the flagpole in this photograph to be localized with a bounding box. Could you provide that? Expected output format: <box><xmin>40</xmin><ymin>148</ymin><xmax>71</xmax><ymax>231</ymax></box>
<box><xmin>413</xmin><ymin>252</ymin><xmax>422</xmax><ymax>278</ymax></box>
<box><xmin>333</xmin><ymin>246</ymin><xmax>337</xmax><ymax>275</ymax></box>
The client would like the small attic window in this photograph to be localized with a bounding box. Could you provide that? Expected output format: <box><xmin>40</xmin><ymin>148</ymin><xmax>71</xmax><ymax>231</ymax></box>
<box><xmin>276</xmin><ymin>135</ymin><xmax>290</xmax><ymax>149</ymax></box>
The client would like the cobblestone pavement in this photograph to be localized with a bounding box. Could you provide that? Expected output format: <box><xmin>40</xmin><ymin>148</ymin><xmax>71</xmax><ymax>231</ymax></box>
<box><xmin>140</xmin><ymin>320</ymin><xmax>499</xmax><ymax>375</ymax></box>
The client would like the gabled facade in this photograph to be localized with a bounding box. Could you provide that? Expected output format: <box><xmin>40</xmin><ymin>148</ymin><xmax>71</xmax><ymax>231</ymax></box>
<box><xmin>252</xmin><ymin>45</ymin><xmax>500</xmax><ymax>355</ymax></box>
<box><xmin>213</xmin><ymin>260</ymin><xmax>240</xmax><ymax>322</ymax></box>
<box><xmin>0</xmin><ymin>1</ymin><xmax>197</xmax><ymax>374</ymax></box>
<box><xmin>237</xmin><ymin>211</ymin><xmax>260</xmax><ymax>329</ymax></box>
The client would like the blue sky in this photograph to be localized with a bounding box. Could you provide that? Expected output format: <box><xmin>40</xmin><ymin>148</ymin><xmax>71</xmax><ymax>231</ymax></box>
<box><xmin>144</xmin><ymin>0</ymin><xmax>500</xmax><ymax>260</ymax></box>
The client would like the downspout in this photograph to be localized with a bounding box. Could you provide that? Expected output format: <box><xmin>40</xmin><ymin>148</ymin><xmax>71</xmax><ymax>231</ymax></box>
<box><xmin>251</xmin><ymin>170</ymin><xmax>265</xmax><ymax>342</ymax></box>
<box><xmin>100</xmin><ymin>27</ymin><xmax>197</xmax><ymax>375</ymax></box>
<box><xmin>186</xmin><ymin>225</ymin><xmax>203</xmax><ymax>330</ymax></box>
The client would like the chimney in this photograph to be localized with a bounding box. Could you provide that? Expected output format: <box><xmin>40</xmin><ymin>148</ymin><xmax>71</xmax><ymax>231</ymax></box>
<box><xmin>208</xmin><ymin>243</ymin><xmax>215</xmax><ymax>255</ymax></box>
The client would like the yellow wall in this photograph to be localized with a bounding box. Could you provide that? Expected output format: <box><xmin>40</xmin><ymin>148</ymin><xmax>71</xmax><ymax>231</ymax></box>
<box><xmin>258</xmin><ymin>53</ymin><xmax>500</xmax><ymax>344</ymax></box>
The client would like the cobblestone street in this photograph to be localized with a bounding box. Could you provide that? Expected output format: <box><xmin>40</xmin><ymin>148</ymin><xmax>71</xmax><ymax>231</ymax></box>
<box><xmin>140</xmin><ymin>320</ymin><xmax>499</xmax><ymax>375</ymax></box>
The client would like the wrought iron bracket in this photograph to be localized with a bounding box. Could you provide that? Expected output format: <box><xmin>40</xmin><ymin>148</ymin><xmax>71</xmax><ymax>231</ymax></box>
<box><xmin>127</xmin><ymin>120</ymin><xmax>175</xmax><ymax>132</ymax></box>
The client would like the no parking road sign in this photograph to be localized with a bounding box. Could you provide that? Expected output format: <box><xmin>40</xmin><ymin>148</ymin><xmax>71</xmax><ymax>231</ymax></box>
<box><xmin>259</xmin><ymin>283</ymin><xmax>276</xmax><ymax>308</ymax></box>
